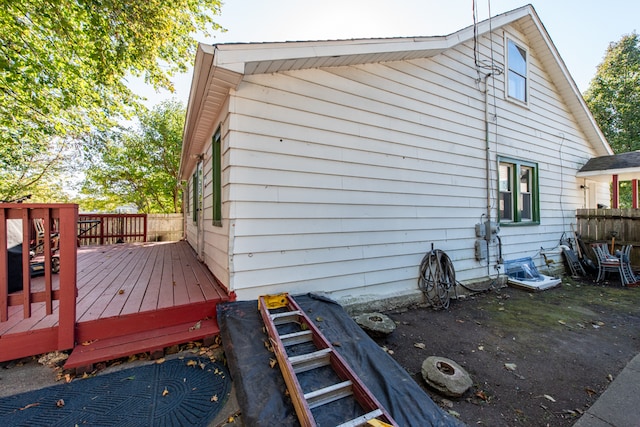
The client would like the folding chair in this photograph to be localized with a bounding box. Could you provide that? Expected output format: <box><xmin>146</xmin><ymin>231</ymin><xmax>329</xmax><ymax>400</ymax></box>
<box><xmin>620</xmin><ymin>245</ymin><xmax>637</xmax><ymax>286</ymax></box>
<box><xmin>593</xmin><ymin>244</ymin><xmax>623</xmax><ymax>283</ymax></box>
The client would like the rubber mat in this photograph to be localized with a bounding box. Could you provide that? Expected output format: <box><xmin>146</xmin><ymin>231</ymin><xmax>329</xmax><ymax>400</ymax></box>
<box><xmin>0</xmin><ymin>357</ymin><xmax>231</xmax><ymax>427</ymax></box>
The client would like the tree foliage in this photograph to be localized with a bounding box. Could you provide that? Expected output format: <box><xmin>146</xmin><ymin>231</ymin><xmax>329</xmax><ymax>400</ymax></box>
<box><xmin>0</xmin><ymin>0</ymin><xmax>223</xmax><ymax>200</ymax></box>
<box><xmin>584</xmin><ymin>33</ymin><xmax>640</xmax><ymax>154</ymax></box>
<box><xmin>81</xmin><ymin>100</ymin><xmax>184</xmax><ymax>213</ymax></box>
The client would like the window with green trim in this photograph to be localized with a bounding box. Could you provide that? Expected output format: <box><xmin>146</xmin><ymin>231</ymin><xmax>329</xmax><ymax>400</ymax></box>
<box><xmin>212</xmin><ymin>127</ymin><xmax>222</xmax><ymax>226</ymax></box>
<box><xmin>499</xmin><ymin>158</ymin><xmax>539</xmax><ymax>223</ymax></box>
<box><xmin>192</xmin><ymin>169</ymin><xmax>198</xmax><ymax>223</ymax></box>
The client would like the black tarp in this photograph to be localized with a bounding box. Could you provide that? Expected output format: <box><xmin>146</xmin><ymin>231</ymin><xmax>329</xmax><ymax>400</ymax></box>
<box><xmin>218</xmin><ymin>293</ymin><xmax>466</xmax><ymax>427</ymax></box>
<box><xmin>7</xmin><ymin>244</ymin><xmax>23</xmax><ymax>293</ymax></box>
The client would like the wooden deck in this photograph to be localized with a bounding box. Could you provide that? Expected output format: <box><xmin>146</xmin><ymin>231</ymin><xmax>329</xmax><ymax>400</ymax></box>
<box><xmin>0</xmin><ymin>241</ymin><xmax>231</xmax><ymax>368</ymax></box>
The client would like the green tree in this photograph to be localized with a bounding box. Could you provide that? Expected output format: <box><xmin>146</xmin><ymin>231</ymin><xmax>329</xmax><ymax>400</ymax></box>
<box><xmin>81</xmin><ymin>100</ymin><xmax>184</xmax><ymax>213</ymax></box>
<box><xmin>0</xmin><ymin>0</ymin><xmax>223</xmax><ymax>201</ymax></box>
<box><xmin>584</xmin><ymin>33</ymin><xmax>640</xmax><ymax>154</ymax></box>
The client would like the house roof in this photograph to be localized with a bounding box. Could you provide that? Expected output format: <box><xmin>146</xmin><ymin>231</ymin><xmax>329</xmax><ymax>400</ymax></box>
<box><xmin>577</xmin><ymin>151</ymin><xmax>640</xmax><ymax>182</ymax></box>
<box><xmin>179</xmin><ymin>4</ymin><xmax>612</xmax><ymax>180</ymax></box>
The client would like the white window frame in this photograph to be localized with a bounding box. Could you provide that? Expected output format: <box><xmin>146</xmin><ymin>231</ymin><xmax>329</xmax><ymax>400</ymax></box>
<box><xmin>505</xmin><ymin>35</ymin><xmax>529</xmax><ymax>106</ymax></box>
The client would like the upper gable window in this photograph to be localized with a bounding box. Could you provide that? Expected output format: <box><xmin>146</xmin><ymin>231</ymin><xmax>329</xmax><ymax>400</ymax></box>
<box><xmin>507</xmin><ymin>38</ymin><xmax>528</xmax><ymax>104</ymax></box>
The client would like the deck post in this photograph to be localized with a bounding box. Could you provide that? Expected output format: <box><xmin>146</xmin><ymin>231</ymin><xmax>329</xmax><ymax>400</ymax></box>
<box><xmin>58</xmin><ymin>204</ymin><xmax>78</xmax><ymax>350</ymax></box>
<box><xmin>612</xmin><ymin>174</ymin><xmax>619</xmax><ymax>209</ymax></box>
<box><xmin>21</xmin><ymin>209</ymin><xmax>31</xmax><ymax>318</ymax></box>
<box><xmin>43</xmin><ymin>208</ymin><xmax>53</xmax><ymax>315</ymax></box>
<box><xmin>0</xmin><ymin>208</ymin><xmax>7</xmax><ymax>322</ymax></box>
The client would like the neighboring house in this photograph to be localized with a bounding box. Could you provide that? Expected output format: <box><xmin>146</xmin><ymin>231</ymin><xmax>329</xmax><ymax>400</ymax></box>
<box><xmin>578</xmin><ymin>151</ymin><xmax>640</xmax><ymax>208</ymax></box>
<box><xmin>179</xmin><ymin>5</ymin><xmax>612</xmax><ymax>303</ymax></box>
<box><xmin>115</xmin><ymin>204</ymin><xmax>139</xmax><ymax>214</ymax></box>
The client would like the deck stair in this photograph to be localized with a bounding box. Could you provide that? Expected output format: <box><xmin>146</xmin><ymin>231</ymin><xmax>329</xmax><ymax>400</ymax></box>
<box><xmin>64</xmin><ymin>300</ymin><xmax>222</xmax><ymax>371</ymax></box>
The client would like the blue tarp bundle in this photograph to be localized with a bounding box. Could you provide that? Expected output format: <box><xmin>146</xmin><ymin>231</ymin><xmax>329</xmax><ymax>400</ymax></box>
<box><xmin>504</xmin><ymin>257</ymin><xmax>545</xmax><ymax>282</ymax></box>
<box><xmin>504</xmin><ymin>257</ymin><xmax>562</xmax><ymax>291</ymax></box>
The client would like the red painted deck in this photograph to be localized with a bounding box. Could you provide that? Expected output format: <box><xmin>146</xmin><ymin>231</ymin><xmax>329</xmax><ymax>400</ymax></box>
<box><xmin>0</xmin><ymin>241</ymin><xmax>230</xmax><ymax>367</ymax></box>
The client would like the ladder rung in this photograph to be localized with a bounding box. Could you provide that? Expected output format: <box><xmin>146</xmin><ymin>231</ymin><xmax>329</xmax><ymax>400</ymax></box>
<box><xmin>280</xmin><ymin>330</ymin><xmax>313</xmax><ymax>346</ymax></box>
<box><xmin>270</xmin><ymin>310</ymin><xmax>302</xmax><ymax>325</ymax></box>
<box><xmin>289</xmin><ymin>348</ymin><xmax>333</xmax><ymax>373</ymax></box>
<box><xmin>336</xmin><ymin>409</ymin><xmax>385</xmax><ymax>427</ymax></box>
<box><xmin>305</xmin><ymin>380</ymin><xmax>353</xmax><ymax>409</ymax></box>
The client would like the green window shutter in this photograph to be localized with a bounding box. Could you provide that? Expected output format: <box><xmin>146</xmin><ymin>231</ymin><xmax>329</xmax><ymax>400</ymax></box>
<box><xmin>192</xmin><ymin>170</ymin><xmax>198</xmax><ymax>223</ymax></box>
<box><xmin>212</xmin><ymin>127</ymin><xmax>222</xmax><ymax>226</ymax></box>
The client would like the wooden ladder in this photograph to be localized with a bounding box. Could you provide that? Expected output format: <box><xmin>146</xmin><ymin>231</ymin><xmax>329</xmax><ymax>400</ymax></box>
<box><xmin>258</xmin><ymin>294</ymin><xmax>397</xmax><ymax>427</ymax></box>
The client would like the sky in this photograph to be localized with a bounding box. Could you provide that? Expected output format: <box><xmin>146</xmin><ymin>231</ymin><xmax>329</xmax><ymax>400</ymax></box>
<box><xmin>140</xmin><ymin>0</ymin><xmax>640</xmax><ymax>106</ymax></box>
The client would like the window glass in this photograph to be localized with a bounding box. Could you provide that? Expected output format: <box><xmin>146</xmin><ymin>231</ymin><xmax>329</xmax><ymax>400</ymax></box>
<box><xmin>520</xmin><ymin>166</ymin><xmax>532</xmax><ymax>221</ymax></box>
<box><xmin>508</xmin><ymin>41</ymin><xmax>527</xmax><ymax>74</ymax></box>
<box><xmin>499</xmin><ymin>164</ymin><xmax>513</xmax><ymax>221</ymax></box>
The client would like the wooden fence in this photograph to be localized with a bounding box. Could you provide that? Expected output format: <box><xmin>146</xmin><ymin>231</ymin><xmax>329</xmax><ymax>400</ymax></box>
<box><xmin>78</xmin><ymin>213</ymin><xmax>147</xmax><ymax>245</ymax></box>
<box><xmin>147</xmin><ymin>213</ymin><xmax>183</xmax><ymax>242</ymax></box>
<box><xmin>576</xmin><ymin>208</ymin><xmax>640</xmax><ymax>264</ymax></box>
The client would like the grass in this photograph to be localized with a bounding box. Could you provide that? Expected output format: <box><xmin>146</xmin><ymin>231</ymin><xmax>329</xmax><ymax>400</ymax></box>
<box><xmin>476</xmin><ymin>278</ymin><xmax>640</xmax><ymax>333</ymax></box>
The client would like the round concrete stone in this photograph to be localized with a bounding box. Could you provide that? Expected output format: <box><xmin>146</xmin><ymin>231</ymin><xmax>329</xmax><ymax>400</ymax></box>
<box><xmin>353</xmin><ymin>312</ymin><xmax>396</xmax><ymax>337</ymax></box>
<box><xmin>421</xmin><ymin>356</ymin><xmax>472</xmax><ymax>397</ymax></box>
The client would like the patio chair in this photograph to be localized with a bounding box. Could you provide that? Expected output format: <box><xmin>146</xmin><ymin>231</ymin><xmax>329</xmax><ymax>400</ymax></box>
<box><xmin>30</xmin><ymin>218</ymin><xmax>60</xmax><ymax>257</ymax></box>
<box><xmin>593</xmin><ymin>244</ymin><xmax>624</xmax><ymax>283</ymax></box>
<box><xmin>32</xmin><ymin>218</ymin><xmax>46</xmax><ymax>254</ymax></box>
<box><xmin>620</xmin><ymin>245</ymin><xmax>637</xmax><ymax>285</ymax></box>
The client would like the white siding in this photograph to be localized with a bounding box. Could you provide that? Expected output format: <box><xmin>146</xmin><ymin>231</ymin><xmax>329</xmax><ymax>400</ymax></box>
<box><xmin>219</xmin><ymin>27</ymin><xmax>599</xmax><ymax>301</ymax></box>
<box><xmin>184</xmin><ymin>103</ymin><xmax>232</xmax><ymax>291</ymax></box>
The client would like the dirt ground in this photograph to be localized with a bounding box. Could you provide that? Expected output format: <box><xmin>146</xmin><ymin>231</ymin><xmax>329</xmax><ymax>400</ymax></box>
<box><xmin>3</xmin><ymin>273</ymin><xmax>639</xmax><ymax>427</ymax></box>
<box><xmin>374</xmin><ymin>275</ymin><xmax>640</xmax><ymax>426</ymax></box>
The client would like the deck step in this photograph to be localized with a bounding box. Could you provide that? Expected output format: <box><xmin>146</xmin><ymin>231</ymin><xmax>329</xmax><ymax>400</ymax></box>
<box><xmin>74</xmin><ymin>301</ymin><xmax>222</xmax><ymax>343</ymax></box>
<box><xmin>64</xmin><ymin>318</ymin><xmax>219</xmax><ymax>370</ymax></box>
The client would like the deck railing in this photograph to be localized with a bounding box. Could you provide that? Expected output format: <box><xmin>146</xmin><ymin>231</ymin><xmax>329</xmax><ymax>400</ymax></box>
<box><xmin>78</xmin><ymin>213</ymin><xmax>147</xmax><ymax>245</ymax></box>
<box><xmin>0</xmin><ymin>203</ymin><xmax>78</xmax><ymax>349</ymax></box>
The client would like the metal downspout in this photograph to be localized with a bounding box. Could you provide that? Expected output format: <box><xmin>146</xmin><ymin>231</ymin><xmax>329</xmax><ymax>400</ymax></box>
<box><xmin>484</xmin><ymin>73</ymin><xmax>492</xmax><ymax>275</ymax></box>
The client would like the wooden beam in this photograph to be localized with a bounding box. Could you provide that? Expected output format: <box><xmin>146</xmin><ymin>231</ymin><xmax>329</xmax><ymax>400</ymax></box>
<box><xmin>57</xmin><ymin>204</ymin><xmax>78</xmax><ymax>350</ymax></box>
<box><xmin>43</xmin><ymin>209</ymin><xmax>53</xmax><ymax>315</ymax></box>
<box><xmin>633</xmin><ymin>179</ymin><xmax>638</xmax><ymax>209</ymax></box>
<box><xmin>8</xmin><ymin>290</ymin><xmax>61</xmax><ymax>306</ymax></box>
<box><xmin>0</xmin><ymin>327</ymin><xmax>60</xmax><ymax>362</ymax></box>
<box><xmin>21</xmin><ymin>209</ymin><xmax>31</xmax><ymax>318</ymax></box>
<box><xmin>612</xmin><ymin>174</ymin><xmax>619</xmax><ymax>209</ymax></box>
<box><xmin>0</xmin><ymin>208</ymin><xmax>7</xmax><ymax>322</ymax></box>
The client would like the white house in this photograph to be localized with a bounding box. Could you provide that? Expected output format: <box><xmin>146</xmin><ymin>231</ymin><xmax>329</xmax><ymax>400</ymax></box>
<box><xmin>178</xmin><ymin>5</ymin><xmax>611</xmax><ymax>303</ymax></box>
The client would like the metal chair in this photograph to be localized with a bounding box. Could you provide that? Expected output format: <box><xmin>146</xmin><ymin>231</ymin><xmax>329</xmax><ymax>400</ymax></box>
<box><xmin>593</xmin><ymin>243</ymin><xmax>623</xmax><ymax>283</ymax></box>
<box><xmin>562</xmin><ymin>246</ymin><xmax>586</xmax><ymax>277</ymax></box>
<box><xmin>620</xmin><ymin>245</ymin><xmax>637</xmax><ymax>285</ymax></box>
